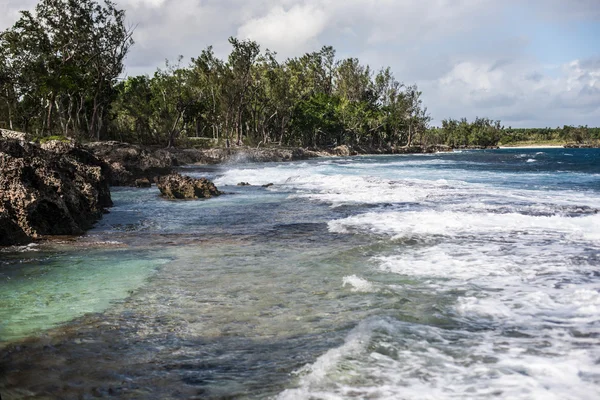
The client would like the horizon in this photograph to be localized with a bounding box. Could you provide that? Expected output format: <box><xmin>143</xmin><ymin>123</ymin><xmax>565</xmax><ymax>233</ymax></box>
<box><xmin>1</xmin><ymin>0</ymin><xmax>598</xmax><ymax>128</ymax></box>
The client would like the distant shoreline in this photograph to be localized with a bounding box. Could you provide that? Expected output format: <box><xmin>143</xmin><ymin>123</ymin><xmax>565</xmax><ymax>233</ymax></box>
<box><xmin>498</xmin><ymin>145</ymin><xmax>564</xmax><ymax>149</ymax></box>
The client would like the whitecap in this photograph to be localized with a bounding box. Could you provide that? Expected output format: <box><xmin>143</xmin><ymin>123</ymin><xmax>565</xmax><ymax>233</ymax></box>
<box><xmin>342</xmin><ymin>275</ymin><xmax>376</xmax><ymax>292</ymax></box>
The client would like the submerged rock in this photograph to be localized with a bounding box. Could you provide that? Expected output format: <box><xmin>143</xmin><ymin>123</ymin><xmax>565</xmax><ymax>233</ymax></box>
<box><xmin>0</xmin><ymin>139</ymin><xmax>112</xmax><ymax>246</ymax></box>
<box><xmin>157</xmin><ymin>173</ymin><xmax>222</xmax><ymax>200</ymax></box>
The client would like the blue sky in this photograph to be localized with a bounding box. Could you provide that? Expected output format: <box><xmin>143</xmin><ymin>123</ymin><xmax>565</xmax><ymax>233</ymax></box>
<box><xmin>1</xmin><ymin>0</ymin><xmax>598</xmax><ymax>127</ymax></box>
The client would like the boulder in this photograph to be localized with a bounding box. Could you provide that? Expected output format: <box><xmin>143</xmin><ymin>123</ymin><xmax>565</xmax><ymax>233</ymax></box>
<box><xmin>135</xmin><ymin>178</ymin><xmax>152</xmax><ymax>188</ymax></box>
<box><xmin>237</xmin><ymin>182</ymin><xmax>251</xmax><ymax>186</ymax></box>
<box><xmin>331</xmin><ymin>145</ymin><xmax>351</xmax><ymax>156</ymax></box>
<box><xmin>0</xmin><ymin>139</ymin><xmax>112</xmax><ymax>246</ymax></box>
<box><xmin>0</xmin><ymin>128</ymin><xmax>30</xmax><ymax>141</ymax></box>
<box><xmin>157</xmin><ymin>174</ymin><xmax>222</xmax><ymax>200</ymax></box>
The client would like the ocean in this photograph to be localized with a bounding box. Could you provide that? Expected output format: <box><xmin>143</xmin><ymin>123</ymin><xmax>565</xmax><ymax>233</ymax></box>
<box><xmin>1</xmin><ymin>148</ymin><xmax>599</xmax><ymax>399</ymax></box>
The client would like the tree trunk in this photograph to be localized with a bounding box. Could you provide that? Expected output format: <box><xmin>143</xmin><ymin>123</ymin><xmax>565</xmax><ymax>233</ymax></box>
<box><xmin>45</xmin><ymin>93</ymin><xmax>56</xmax><ymax>134</ymax></box>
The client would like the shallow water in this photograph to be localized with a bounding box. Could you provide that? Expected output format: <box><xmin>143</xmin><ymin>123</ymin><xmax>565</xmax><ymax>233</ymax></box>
<box><xmin>1</xmin><ymin>148</ymin><xmax>599</xmax><ymax>399</ymax></box>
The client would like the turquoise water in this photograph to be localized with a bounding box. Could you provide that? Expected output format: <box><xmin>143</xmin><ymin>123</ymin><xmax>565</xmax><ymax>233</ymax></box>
<box><xmin>1</xmin><ymin>148</ymin><xmax>599</xmax><ymax>399</ymax></box>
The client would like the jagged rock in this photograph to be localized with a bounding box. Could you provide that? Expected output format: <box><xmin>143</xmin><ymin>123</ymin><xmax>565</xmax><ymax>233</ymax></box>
<box><xmin>157</xmin><ymin>174</ymin><xmax>221</xmax><ymax>200</ymax></box>
<box><xmin>84</xmin><ymin>141</ymin><xmax>175</xmax><ymax>186</ymax></box>
<box><xmin>135</xmin><ymin>178</ymin><xmax>152</xmax><ymax>188</ymax></box>
<box><xmin>0</xmin><ymin>139</ymin><xmax>112</xmax><ymax>246</ymax></box>
<box><xmin>331</xmin><ymin>145</ymin><xmax>351</xmax><ymax>156</ymax></box>
<box><xmin>0</xmin><ymin>128</ymin><xmax>30</xmax><ymax>141</ymax></box>
<box><xmin>564</xmin><ymin>143</ymin><xmax>598</xmax><ymax>148</ymax></box>
<box><xmin>262</xmin><ymin>183</ymin><xmax>274</xmax><ymax>188</ymax></box>
<box><xmin>237</xmin><ymin>182</ymin><xmax>251</xmax><ymax>186</ymax></box>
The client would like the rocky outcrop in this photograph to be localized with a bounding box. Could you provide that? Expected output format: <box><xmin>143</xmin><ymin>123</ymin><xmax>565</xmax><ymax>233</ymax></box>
<box><xmin>331</xmin><ymin>145</ymin><xmax>356</xmax><ymax>156</ymax></box>
<box><xmin>564</xmin><ymin>143</ymin><xmax>599</xmax><ymax>148</ymax></box>
<box><xmin>83</xmin><ymin>141</ymin><xmax>457</xmax><ymax>185</ymax></box>
<box><xmin>134</xmin><ymin>178</ymin><xmax>152</xmax><ymax>188</ymax></box>
<box><xmin>0</xmin><ymin>128</ymin><xmax>30</xmax><ymax>141</ymax></box>
<box><xmin>83</xmin><ymin>141</ymin><xmax>175</xmax><ymax>186</ymax></box>
<box><xmin>0</xmin><ymin>139</ymin><xmax>112</xmax><ymax>246</ymax></box>
<box><xmin>157</xmin><ymin>173</ymin><xmax>222</xmax><ymax>200</ymax></box>
<box><xmin>193</xmin><ymin>147</ymin><xmax>323</xmax><ymax>163</ymax></box>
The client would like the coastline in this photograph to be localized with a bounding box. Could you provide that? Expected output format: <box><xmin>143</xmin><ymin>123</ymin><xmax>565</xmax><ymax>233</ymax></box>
<box><xmin>498</xmin><ymin>145</ymin><xmax>564</xmax><ymax>149</ymax></box>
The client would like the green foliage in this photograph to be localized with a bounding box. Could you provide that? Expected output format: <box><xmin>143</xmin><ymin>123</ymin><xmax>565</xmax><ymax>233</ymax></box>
<box><xmin>106</xmin><ymin>40</ymin><xmax>432</xmax><ymax>148</ymax></box>
<box><xmin>37</xmin><ymin>134</ymin><xmax>70</xmax><ymax>144</ymax></box>
<box><xmin>431</xmin><ymin>117</ymin><xmax>503</xmax><ymax>147</ymax></box>
<box><xmin>501</xmin><ymin>126</ymin><xmax>600</xmax><ymax>145</ymax></box>
<box><xmin>0</xmin><ymin>0</ymin><xmax>133</xmax><ymax>138</ymax></box>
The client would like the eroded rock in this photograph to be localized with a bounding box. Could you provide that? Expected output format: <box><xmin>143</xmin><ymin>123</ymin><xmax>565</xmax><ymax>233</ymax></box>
<box><xmin>157</xmin><ymin>174</ymin><xmax>221</xmax><ymax>200</ymax></box>
<box><xmin>135</xmin><ymin>178</ymin><xmax>152</xmax><ymax>188</ymax></box>
<box><xmin>84</xmin><ymin>141</ymin><xmax>175</xmax><ymax>186</ymax></box>
<box><xmin>0</xmin><ymin>139</ymin><xmax>112</xmax><ymax>246</ymax></box>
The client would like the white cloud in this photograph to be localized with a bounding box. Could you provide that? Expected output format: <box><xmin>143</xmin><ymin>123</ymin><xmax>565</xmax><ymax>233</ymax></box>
<box><xmin>426</xmin><ymin>57</ymin><xmax>600</xmax><ymax>127</ymax></box>
<box><xmin>237</xmin><ymin>4</ymin><xmax>328</xmax><ymax>55</ymax></box>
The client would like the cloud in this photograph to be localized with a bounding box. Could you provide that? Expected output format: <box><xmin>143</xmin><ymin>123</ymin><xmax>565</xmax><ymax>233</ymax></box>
<box><xmin>426</xmin><ymin>56</ymin><xmax>600</xmax><ymax>127</ymax></box>
<box><xmin>0</xmin><ymin>0</ymin><xmax>37</xmax><ymax>30</ymax></box>
<box><xmin>237</xmin><ymin>4</ymin><xmax>327</xmax><ymax>55</ymax></box>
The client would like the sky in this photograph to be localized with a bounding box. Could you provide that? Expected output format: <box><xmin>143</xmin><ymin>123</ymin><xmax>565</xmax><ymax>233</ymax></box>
<box><xmin>1</xmin><ymin>0</ymin><xmax>599</xmax><ymax>128</ymax></box>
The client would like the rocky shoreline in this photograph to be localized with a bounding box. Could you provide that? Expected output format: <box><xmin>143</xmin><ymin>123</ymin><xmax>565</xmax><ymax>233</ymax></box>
<box><xmin>0</xmin><ymin>130</ymin><xmax>481</xmax><ymax>247</ymax></box>
<box><xmin>82</xmin><ymin>141</ymin><xmax>454</xmax><ymax>186</ymax></box>
<box><xmin>2</xmin><ymin>131</ymin><xmax>596</xmax><ymax>246</ymax></box>
<box><xmin>0</xmin><ymin>136</ymin><xmax>453</xmax><ymax>246</ymax></box>
<box><xmin>0</xmin><ymin>138</ymin><xmax>112</xmax><ymax>246</ymax></box>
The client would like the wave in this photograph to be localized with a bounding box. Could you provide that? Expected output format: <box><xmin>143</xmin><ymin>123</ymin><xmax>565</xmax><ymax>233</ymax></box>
<box><xmin>277</xmin><ymin>316</ymin><xmax>600</xmax><ymax>399</ymax></box>
<box><xmin>329</xmin><ymin>210</ymin><xmax>600</xmax><ymax>242</ymax></box>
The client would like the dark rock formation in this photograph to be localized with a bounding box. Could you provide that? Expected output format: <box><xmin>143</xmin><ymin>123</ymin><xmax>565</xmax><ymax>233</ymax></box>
<box><xmin>157</xmin><ymin>174</ymin><xmax>222</xmax><ymax>200</ymax></box>
<box><xmin>237</xmin><ymin>182</ymin><xmax>251</xmax><ymax>186</ymax></box>
<box><xmin>84</xmin><ymin>141</ymin><xmax>175</xmax><ymax>186</ymax></box>
<box><xmin>262</xmin><ymin>183</ymin><xmax>274</xmax><ymax>188</ymax></box>
<box><xmin>195</xmin><ymin>147</ymin><xmax>322</xmax><ymax>163</ymax></box>
<box><xmin>135</xmin><ymin>178</ymin><xmax>152</xmax><ymax>188</ymax></box>
<box><xmin>0</xmin><ymin>139</ymin><xmax>112</xmax><ymax>246</ymax></box>
<box><xmin>331</xmin><ymin>145</ymin><xmax>354</xmax><ymax>156</ymax></box>
<box><xmin>564</xmin><ymin>143</ymin><xmax>598</xmax><ymax>148</ymax></box>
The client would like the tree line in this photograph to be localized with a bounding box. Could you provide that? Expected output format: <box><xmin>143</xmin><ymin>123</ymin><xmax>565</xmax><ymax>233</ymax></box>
<box><xmin>1</xmin><ymin>0</ymin><xmax>597</xmax><ymax>149</ymax></box>
<box><xmin>427</xmin><ymin>119</ymin><xmax>600</xmax><ymax>148</ymax></box>
<box><xmin>108</xmin><ymin>41</ymin><xmax>431</xmax><ymax>149</ymax></box>
<box><xmin>0</xmin><ymin>0</ymin><xmax>430</xmax><ymax>149</ymax></box>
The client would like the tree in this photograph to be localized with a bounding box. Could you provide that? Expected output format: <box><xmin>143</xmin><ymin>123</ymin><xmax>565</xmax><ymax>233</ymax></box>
<box><xmin>0</xmin><ymin>0</ymin><xmax>133</xmax><ymax>138</ymax></box>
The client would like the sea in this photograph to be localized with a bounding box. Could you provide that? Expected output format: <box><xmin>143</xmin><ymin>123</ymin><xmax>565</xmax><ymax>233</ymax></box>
<box><xmin>1</xmin><ymin>148</ymin><xmax>599</xmax><ymax>399</ymax></box>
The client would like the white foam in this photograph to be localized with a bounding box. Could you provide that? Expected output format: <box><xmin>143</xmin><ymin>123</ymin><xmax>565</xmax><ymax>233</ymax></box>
<box><xmin>329</xmin><ymin>210</ymin><xmax>600</xmax><ymax>242</ymax></box>
<box><xmin>277</xmin><ymin>317</ymin><xmax>600</xmax><ymax>400</ymax></box>
<box><xmin>271</xmin><ymin>153</ymin><xmax>600</xmax><ymax>399</ymax></box>
<box><xmin>342</xmin><ymin>275</ymin><xmax>376</xmax><ymax>292</ymax></box>
<box><xmin>277</xmin><ymin>318</ymin><xmax>377</xmax><ymax>400</ymax></box>
<box><xmin>1</xmin><ymin>243</ymin><xmax>40</xmax><ymax>253</ymax></box>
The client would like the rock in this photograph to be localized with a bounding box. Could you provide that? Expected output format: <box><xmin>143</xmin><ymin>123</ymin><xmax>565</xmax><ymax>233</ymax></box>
<box><xmin>0</xmin><ymin>139</ymin><xmax>113</xmax><ymax>246</ymax></box>
<box><xmin>135</xmin><ymin>178</ymin><xmax>152</xmax><ymax>188</ymax></box>
<box><xmin>262</xmin><ymin>183</ymin><xmax>274</xmax><ymax>188</ymax></box>
<box><xmin>0</xmin><ymin>128</ymin><xmax>30</xmax><ymax>141</ymax></box>
<box><xmin>84</xmin><ymin>142</ymin><xmax>175</xmax><ymax>186</ymax></box>
<box><xmin>331</xmin><ymin>145</ymin><xmax>351</xmax><ymax>156</ymax></box>
<box><xmin>237</xmin><ymin>182</ymin><xmax>251</xmax><ymax>186</ymax></box>
<box><xmin>564</xmin><ymin>143</ymin><xmax>597</xmax><ymax>148</ymax></box>
<box><xmin>157</xmin><ymin>173</ymin><xmax>222</xmax><ymax>200</ymax></box>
